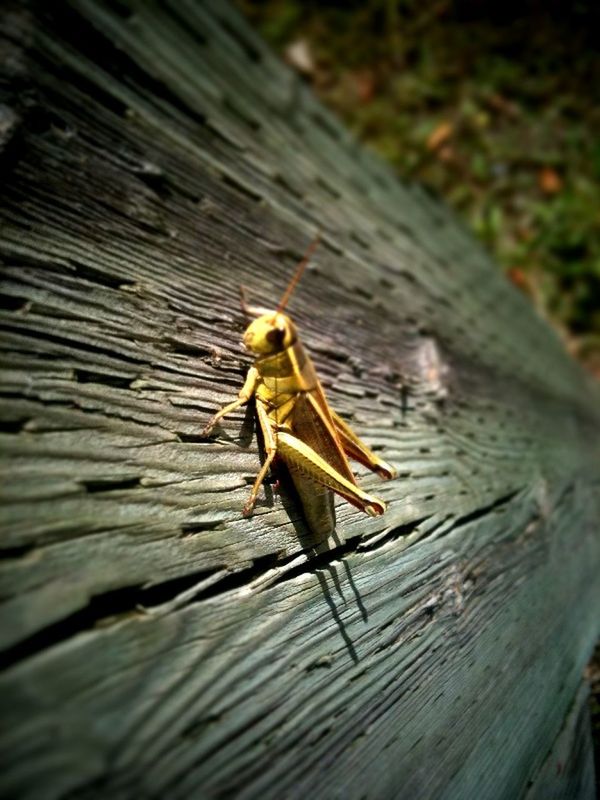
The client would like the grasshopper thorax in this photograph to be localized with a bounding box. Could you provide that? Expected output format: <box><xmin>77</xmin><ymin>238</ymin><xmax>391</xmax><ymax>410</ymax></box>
<box><xmin>243</xmin><ymin>312</ymin><xmax>297</xmax><ymax>355</ymax></box>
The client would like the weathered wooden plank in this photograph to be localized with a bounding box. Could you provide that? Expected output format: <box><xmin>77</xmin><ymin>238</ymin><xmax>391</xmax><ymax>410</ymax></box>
<box><xmin>526</xmin><ymin>681</ymin><xmax>595</xmax><ymax>800</ymax></box>
<box><xmin>0</xmin><ymin>1</ymin><xmax>599</xmax><ymax>798</ymax></box>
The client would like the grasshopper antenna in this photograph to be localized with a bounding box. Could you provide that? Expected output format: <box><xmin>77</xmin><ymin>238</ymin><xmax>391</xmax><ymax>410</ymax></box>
<box><xmin>277</xmin><ymin>230</ymin><xmax>321</xmax><ymax>314</ymax></box>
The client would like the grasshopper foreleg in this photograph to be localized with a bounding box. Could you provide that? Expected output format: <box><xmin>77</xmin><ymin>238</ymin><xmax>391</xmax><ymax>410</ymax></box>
<box><xmin>201</xmin><ymin>366</ymin><xmax>258</xmax><ymax>437</ymax></box>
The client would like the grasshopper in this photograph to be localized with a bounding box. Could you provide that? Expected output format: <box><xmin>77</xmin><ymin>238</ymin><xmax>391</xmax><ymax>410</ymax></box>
<box><xmin>202</xmin><ymin>234</ymin><xmax>396</xmax><ymax>539</ymax></box>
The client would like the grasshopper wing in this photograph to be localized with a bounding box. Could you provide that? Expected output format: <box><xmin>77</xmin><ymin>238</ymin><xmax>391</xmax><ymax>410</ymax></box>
<box><xmin>289</xmin><ymin>387</ymin><xmax>356</xmax><ymax>484</ymax></box>
<box><xmin>278</xmin><ymin>384</ymin><xmax>386</xmax><ymax>517</ymax></box>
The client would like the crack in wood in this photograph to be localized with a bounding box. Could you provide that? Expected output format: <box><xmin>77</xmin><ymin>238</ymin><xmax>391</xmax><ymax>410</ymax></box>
<box><xmin>358</xmin><ymin>516</ymin><xmax>433</xmax><ymax>552</ymax></box>
<box><xmin>0</xmin><ymin>523</ymin><xmax>448</xmax><ymax>674</ymax></box>
<box><xmin>0</xmin><ymin>417</ymin><xmax>29</xmax><ymax>433</ymax></box>
<box><xmin>179</xmin><ymin>520</ymin><xmax>225</xmax><ymax>536</ymax></box>
<box><xmin>73</xmin><ymin>368</ymin><xmax>134</xmax><ymax>389</ymax></box>
<box><xmin>0</xmin><ymin>291</ymin><xmax>29</xmax><ymax>311</ymax></box>
<box><xmin>80</xmin><ymin>476</ymin><xmax>142</xmax><ymax>493</ymax></box>
<box><xmin>0</xmin><ymin>543</ymin><xmax>35</xmax><ymax>560</ymax></box>
<box><xmin>447</xmin><ymin>489</ymin><xmax>523</xmax><ymax>533</ymax></box>
<box><xmin>0</xmin><ymin>565</ymin><xmax>245</xmax><ymax>672</ymax></box>
<box><xmin>1</xmin><ymin>322</ymin><xmax>148</xmax><ymax>365</ymax></box>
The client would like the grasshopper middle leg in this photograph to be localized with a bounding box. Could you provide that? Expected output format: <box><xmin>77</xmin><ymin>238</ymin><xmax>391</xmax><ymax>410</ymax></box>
<box><xmin>243</xmin><ymin>400</ymin><xmax>278</xmax><ymax>516</ymax></box>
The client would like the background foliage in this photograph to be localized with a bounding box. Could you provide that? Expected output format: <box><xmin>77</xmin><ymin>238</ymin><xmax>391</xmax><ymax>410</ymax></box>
<box><xmin>239</xmin><ymin>0</ymin><xmax>600</xmax><ymax>375</ymax></box>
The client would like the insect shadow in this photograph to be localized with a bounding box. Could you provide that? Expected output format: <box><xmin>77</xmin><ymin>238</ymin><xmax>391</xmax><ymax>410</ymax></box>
<box><xmin>274</xmin><ymin>465</ymin><xmax>368</xmax><ymax>665</ymax></box>
<box><xmin>217</xmin><ymin>401</ymin><xmax>368</xmax><ymax>664</ymax></box>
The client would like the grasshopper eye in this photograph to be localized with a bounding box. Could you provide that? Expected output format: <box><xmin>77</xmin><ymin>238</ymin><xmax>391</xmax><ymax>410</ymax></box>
<box><xmin>266</xmin><ymin>327</ymin><xmax>285</xmax><ymax>348</ymax></box>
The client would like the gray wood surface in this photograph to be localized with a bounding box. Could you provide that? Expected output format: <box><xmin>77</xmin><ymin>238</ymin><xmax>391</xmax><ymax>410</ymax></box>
<box><xmin>1</xmin><ymin>1</ymin><xmax>599</xmax><ymax>798</ymax></box>
<box><xmin>526</xmin><ymin>681</ymin><xmax>596</xmax><ymax>800</ymax></box>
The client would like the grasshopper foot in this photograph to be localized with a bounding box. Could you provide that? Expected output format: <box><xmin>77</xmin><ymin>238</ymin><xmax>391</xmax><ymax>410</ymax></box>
<box><xmin>242</xmin><ymin>500</ymin><xmax>255</xmax><ymax>517</ymax></box>
<box><xmin>376</xmin><ymin>464</ymin><xmax>397</xmax><ymax>480</ymax></box>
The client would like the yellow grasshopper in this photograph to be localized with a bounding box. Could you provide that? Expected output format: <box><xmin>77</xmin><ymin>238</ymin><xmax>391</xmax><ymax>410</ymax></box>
<box><xmin>202</xmin><ymin>234</ymin><xmax>396</xmax><ymax>539</ymax></box>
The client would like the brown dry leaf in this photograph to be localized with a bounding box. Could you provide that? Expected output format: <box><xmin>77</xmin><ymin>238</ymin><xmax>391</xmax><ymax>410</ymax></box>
<box><xmin>437</xmin><ymin>144</ymin><xmax>457</xmax><ymax>163</ymax></box>
<box><xmin>487</xmin><ymin>93</ymin><xmax>520</xmax><ymax>118</ymax></box>
<box><xmin>353</xmin><ymin>70</ymin><xmax>376</xmax><ymax>104</ymax></box>
<box><xmin>507</xmin><ymin>267</ymin><xmax>533</xmax><ymax>295</ymax></box>
<box><xmin>426</xmin><ymin>121</ymin><xmax>453</xmax><ymax>151</ymax></box>
<box><xmin>538</xmin><ymin>167</ymin><xmax>562</xmax><ymax>195</ymax></box>
<box><xmin>516</xmin><ymin>223</ymin><xmax>534</xmax><ymax>242</ymax></box>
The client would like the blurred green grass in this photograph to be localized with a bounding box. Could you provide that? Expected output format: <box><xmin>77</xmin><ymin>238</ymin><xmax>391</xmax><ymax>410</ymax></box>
<box><xmin>238</xmin><ymin>0</ymin><xmax>600</xmax><ymax>375</ymax></box>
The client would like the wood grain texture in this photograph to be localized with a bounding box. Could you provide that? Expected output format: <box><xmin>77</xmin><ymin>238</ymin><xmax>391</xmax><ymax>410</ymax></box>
<box><xmin>526</xmin><ymin>681</ymin><xmax>596</xmax><ymax>800</ymax></box>
<box><xmin>0</xmin><ymin>1</ymin><xmax>599</xmax><ymax>798</ymax></box>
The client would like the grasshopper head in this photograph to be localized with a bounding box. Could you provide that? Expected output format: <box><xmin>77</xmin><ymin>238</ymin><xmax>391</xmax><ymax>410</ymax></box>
<box><xmin>243</xmin><ymin>312</ymin><xmax>297</xmax><ymax>355</ymax></box>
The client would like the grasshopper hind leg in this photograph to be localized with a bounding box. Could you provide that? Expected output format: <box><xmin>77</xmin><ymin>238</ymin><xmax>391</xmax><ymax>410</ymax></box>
<box><xmin>277</xmin><ymin>430</ymin><xmax>387</xmax><ymax>516</ymax></box>
<box><xmin>331</xmin><ymin>410</ymin><xmax>396</xmax><ymax>481</ymax></box>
